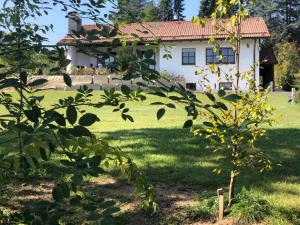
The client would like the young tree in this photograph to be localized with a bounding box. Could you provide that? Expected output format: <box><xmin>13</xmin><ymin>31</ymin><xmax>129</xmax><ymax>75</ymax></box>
<box><xmin>174</xmin><ymin>0</ymin><xmax>185</xmax><ymax>20</ymax></box>
<box><xmin>152</xmin><ymin>0</ymin><xmax>276</xmax><ymax>209</ymax></box>
<box><xmin>159</xmin><ymin>0</ymin><xmax>174</xmax><ymax>21</ymax></box>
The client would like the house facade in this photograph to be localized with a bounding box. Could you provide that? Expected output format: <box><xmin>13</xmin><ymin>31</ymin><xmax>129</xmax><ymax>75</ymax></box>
<box><xmin>58</xmin><ymin>14</ymin><xmax>275</xmax><ymax>92</ymax></box>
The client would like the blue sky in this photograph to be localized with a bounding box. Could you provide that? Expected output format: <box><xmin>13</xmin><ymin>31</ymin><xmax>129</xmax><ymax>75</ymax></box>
<box><xmin>36</xmin><ymin>0</ymin><xmax>200</xmax><ymax>44</ymax></box>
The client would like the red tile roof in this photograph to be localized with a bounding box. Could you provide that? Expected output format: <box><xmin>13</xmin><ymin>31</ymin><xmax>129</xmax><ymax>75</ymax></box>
<box><xmin>58</xmin><ymin>17</ymin><xmax>270</xmax><ymax>45</ymax></box>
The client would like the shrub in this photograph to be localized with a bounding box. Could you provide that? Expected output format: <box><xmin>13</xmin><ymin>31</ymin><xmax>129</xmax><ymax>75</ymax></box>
<box><xmin>275</xmin><ymin>42</ymin><xmax>300</xmax><ymax>91</ymax></box>
<box><xmin>193</xmin><ymin>195</ymin><xmax>219</xmax><ymax>221</ymax></box>
<box><xmin>231</xmin><ymin>188</ymin><xmax>271</xmax><ymax>224</ymax></box>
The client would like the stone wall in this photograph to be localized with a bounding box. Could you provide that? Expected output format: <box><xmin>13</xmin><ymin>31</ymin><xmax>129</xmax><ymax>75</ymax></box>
<box><xmin>28</xmin><ymin>75</ymin><xmax>185</xmax><ymax>91</ymax></box>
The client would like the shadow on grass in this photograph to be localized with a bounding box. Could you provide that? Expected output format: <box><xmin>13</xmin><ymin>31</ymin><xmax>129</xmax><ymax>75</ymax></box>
<box><xmin>100</xmin><ymin>127</ymin><xmax>300</xmax><ymax>192</ymax></box>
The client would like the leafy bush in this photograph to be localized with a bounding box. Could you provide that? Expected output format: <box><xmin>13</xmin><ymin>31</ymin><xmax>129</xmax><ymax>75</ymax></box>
<box><xmin>275</xmin><ymin>42</ymin><xmax>300</xmax><ymax>91</ymax></box>
<box><xmin>231</xmin><ymin>188</ymin><xmax>271</xmax><ymax>224</ymax></box>
<box><xmin>193</xmin><ymin>195</ymin><xmax>219</xmax><ymax>221</ymax></box>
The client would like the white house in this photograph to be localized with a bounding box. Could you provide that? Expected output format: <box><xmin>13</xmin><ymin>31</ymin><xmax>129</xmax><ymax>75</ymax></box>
<box><xmin>58</xmin><ymin>13</ymin><xmax>276</xmax><ymax>92</ymax></box>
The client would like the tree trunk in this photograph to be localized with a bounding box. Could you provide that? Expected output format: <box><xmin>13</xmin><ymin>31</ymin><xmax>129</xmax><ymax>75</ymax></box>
<box><xmin>227</xmin><ymin>170</ymin><xmax>236</xmax><ymax>208</ymax></box>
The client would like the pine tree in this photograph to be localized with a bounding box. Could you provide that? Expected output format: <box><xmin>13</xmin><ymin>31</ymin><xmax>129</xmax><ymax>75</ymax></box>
<box><xmin>140</xmin><ymin>1</ymin><xmax>161</xmax><ymax>22</ymax></box>
<box><xmin>174</xmin><ymin>0</ymin><xmax>185</xmax><ymax>20</ymax></box>
<box><xmin>253</xmin><ymin>0</ymin><xmax>300</xmax><ymax>45</ymax></box>
<box><xmin>159</xmin><ymin>0</ymin><xmax>174</xmax><ymax>21</ymax></box>
<box><xmin>198</xmin><ymin>0</ymin><xmax>216</xmax><ymax>18</ymax></box>
<box><xmin>198</xmin><ymin>0</ymin><xmax>239</xmax><ymax>18</ymax></box>
<box><xmin>113</xmin><ymin>0</ymin><xmax>146</xmax><ymax>23</ymax></box>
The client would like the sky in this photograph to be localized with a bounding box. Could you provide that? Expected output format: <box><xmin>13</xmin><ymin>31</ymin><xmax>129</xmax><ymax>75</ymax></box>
<box><xmin>34</xmin><ymin>0</ymin><xmax>200</xmax><ymax>45</ymax></box>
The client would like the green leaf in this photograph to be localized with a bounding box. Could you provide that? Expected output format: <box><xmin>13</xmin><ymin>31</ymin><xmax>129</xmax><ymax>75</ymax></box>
<box><xmin>28</xmin><ymin>78</ymin><xmax>48</xmax><ymax>87</ymax></box>
<box><xmin>63</xmin><ymin>74</ymin><xmax>72</xmax><ymax>87</ymax></box>
<box><xmin>183</xmin><ymin>120</ymin><xmax>193</xmax><ymax>128</ymax></box>
<box><xmin>70</xmin><ymin>126</ymin><xmax>91</xmax><ymax>137</ymax></box>
<box><xmin>144</xmin><ymin>49</ymin><xmax>154</xmax><ymax>58</ymax></box>
<box><xmin>166</xmin><ymin>103</ymin><xmax>176</xmax><ymax>109</ymax></box>
<box><xmin>121</xmin><ymin>85</ymin><xmax>131</xmax><ymax>95</ymax></box>
<box><xmin>215</xmin><ymin>102</ymin><xmax>228</xmax><ymax>110</ymax></box>
<box><xmin>79</xmin><ymin>113</ymin><xmax>100</xmax><ymax>126</ymax></box>
<box><xmin>82</xmin><ymin>204</ymin><xmax>97</xmax><ymax>211</ymax></box>
<box><xmin>24</xmin><ymin>109</ymin><xmax>39</xmax><ymax>123</ymax></box>
<box><xmin>223</xmin><ymin>94</ymin><xmax>242</xmax><ymax>102</ymax></box>
<box><xmin>71</xmin><ymin>174</ymin><xmax>83</xmax><ymax>185</ymax></box>
<box><xmin>20</xmin><ymin>71</ymin><xmax>28</xmax><ymax>84</ymax></box>
<box><xmin>205</xmin><ymin>92</ymin><xmax>215</xmax><ymax>102</ymax></box>
<box><xmin>89</xmin><ymin>155</ymin><xmax>102</xmax><ymax>167</ymax></box>
<box><xmin>218</xmin><ymin>89</ymin><xmax>226</xmax><ymax>97</ymax></box>
<box><xmin>203</xmin><ymin>122</ymin><xmax>214</xmax><ymax>127</ymax></box>
<box><xmin>52</xmin><ymin>186</ymin><xmax>64</xmax><ymax>202</ymax></box>
<box><xmin>66</xmin><ymin>105</ymin><xmax>77</xmax><ymax>125</ymax></box>
<box><xmin>70</xmin><ymin>196</ymin><xmax>82</xmax><ymax>205</ymax></box>
<box><xmin>157</xmin><ymin>108</ymin><xmax>165</xmax><ymax>120</ymax></box>
<box><xmin>39</xmin><ymin>148</ymin><xmax>49</xmax><ymax>161</ymax></box>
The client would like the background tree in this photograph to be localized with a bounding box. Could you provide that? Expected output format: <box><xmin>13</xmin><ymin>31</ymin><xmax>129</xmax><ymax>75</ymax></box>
<box><xmin>198</xmin><ymin>0</ymin><xmax>239</xmax><ymax>18</ymax></box>
<box><xmin>159</xmin><ymin>0</ymin><xmax>174</xmax><ymax>21</ymax></box>
<box><xmin>252</xmin><ymin>0</ymin><xmax>300</xmax><ymax>45</ymax></box>
<box><xmin>174</xmin><ymin>0</ymin><xmax>185</xmax><ymax>20</ymax></box>
<box><xmin>274</xmin><ymin>42</ymin><xmax>300</xmax><ymax>90</ymax></box>
<box><xmin>198</xmin><ymin>0</ymin><xmax>216</xmax><ymax>18</ymax></box>
<box><xmin>113</xmin><ymin>0</ymin><xmax>146</xmax><ymax>23</ymax></box>
<box><xmin>140</xmin><ymin>1</ymin><xmax>161</xmax><ymax>22</ymax></box>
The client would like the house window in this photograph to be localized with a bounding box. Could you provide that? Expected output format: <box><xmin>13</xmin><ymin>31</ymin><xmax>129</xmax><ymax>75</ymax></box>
<box><xmin>219</xmin><ymin>82</ymin><xmax>233</xmax><ymax>90</ymax></box>
<box><xmin>182</xmin><ymin>48</ymin><xmax>196</xmax><ymax>65</ymax></box>
<box><xmin>104</xmin><ymin>52</ymin><xmax>116</xmax><ymax>65</ymax></box>
<box><xmin>186</xmin><ymin>83</ymin><xmax>196</xmax><ymax>91</ymax></box>
<box><xmin>206</xmin><ymin>48</ymin><xmax>235</xmax><ymax>64</ymax></box>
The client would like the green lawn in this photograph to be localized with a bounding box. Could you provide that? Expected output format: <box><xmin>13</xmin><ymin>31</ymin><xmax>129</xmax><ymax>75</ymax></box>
<box><xmin>1</xmin><ymin>91</ymin><xmax>300</xmax><ymax>224</ymax></box>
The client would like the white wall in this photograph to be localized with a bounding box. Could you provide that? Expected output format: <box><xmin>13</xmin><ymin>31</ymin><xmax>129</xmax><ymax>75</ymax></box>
<box><xmin>68</xmin><ymin>39</ymin><xmax>260</xmax><ymax>92</ymax></box>
<box><xmin>159</xmin><ymin>39</ymin><xmax>260</xmax><ymax>92</ymax></box>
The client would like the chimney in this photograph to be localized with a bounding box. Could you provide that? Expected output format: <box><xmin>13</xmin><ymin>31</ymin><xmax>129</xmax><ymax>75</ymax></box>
<box><xmin>68</xmin><ymin>12</ymin><xmax>82</xmax><ymax>34</ymax></box>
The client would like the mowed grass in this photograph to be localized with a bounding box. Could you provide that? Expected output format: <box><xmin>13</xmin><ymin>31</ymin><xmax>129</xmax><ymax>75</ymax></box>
<box><xmin>1</xmin><ymin>91</ymin><xmax>300</xmax><ymax>224</ymax></box>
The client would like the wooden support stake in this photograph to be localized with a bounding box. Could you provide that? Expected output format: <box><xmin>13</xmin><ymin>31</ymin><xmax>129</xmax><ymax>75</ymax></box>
<box><xmin>291</xmin><ymin>88</ymin><xmax>296</xmax><ymax>104</ymax></box>
<box><xmin>217</xmin><ymin>188</ymin><xmax>224</xmax><ymax>221</ymax></box>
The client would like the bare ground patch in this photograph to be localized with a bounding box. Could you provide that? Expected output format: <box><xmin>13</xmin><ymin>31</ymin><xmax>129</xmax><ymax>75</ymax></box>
<box><xmin>1</xmin><ymin>177</ymin><xmax>236</xmax><ymax>225</ymax></box>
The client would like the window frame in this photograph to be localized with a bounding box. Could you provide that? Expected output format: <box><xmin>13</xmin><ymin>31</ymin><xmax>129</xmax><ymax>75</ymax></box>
<box><xmin>219</xmin><ymin>82</ymin><xmax>233</xmax><ymax>91</ymax></box>
<box><xmin>182</xmin><ymin>48</ymin><xmax>196</xmax><ymax>65</ymax></box>
<box><xmin>186</xmin><ymin>83</ymin><xmax>197</xmax><ymax>91</ymax></box>
<box><xmin>206</xmin><ymin>48</ymin><xmax>235</xmax><ymax>65</ymax></box>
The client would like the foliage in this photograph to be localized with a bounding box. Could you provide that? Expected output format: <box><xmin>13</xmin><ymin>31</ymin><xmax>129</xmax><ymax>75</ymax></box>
<box><xmin>194</xmin><ymin>195</ymin><xmax>219</xmax><ymax>220</ymax></box>
<box><xmin>0</xmin><ymin>0</ymin><xmax>160</xmax><ymax>224</ymax></box>
<box><xmin>140</xmin><ymin>1</ymin><xmax>161</xmax><ymax>22</ymax></box>
<box><xmin>112</xmin><ymin>0</ymin><xmax>161</xmax><ymax>23</ymax></box>
<box><xmin>198</xmin><ymin>0</ymin><xmax>239</xmax><ymax>18</ymax></box>
<box><xmin>159</xmin><ymin>0</ymin><xmax>174</xmax><ymax>21</ymax></box>
<box><xmin>274</xmin><ymin>42</ymin><xmax>300</xmax><ymax>91</ymax></box>
<box><xmin>231</xmin><ymin>188</ymin><xmax>271</xmax><ymax>224</ymax></box>
<box><xmin>198</xmin><ymin>0</ymin><xmax>216</xmax><ymax>18</ymax></box>
<box><xmin>174</xmin><ymin>0</ymin><xmax>185</xmax><ymax>20</ymax></box>
<box><xmin>252</xmin><ymin>0</ymin><xmax>300</xmax><ymax>45</ymax></box>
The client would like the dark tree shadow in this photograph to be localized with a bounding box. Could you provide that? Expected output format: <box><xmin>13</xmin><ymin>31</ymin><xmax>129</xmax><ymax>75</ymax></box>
<box><xmin>100</xmin><ymin>128</ymin><xmax>300</xmax><ymax>189</ymax></box>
